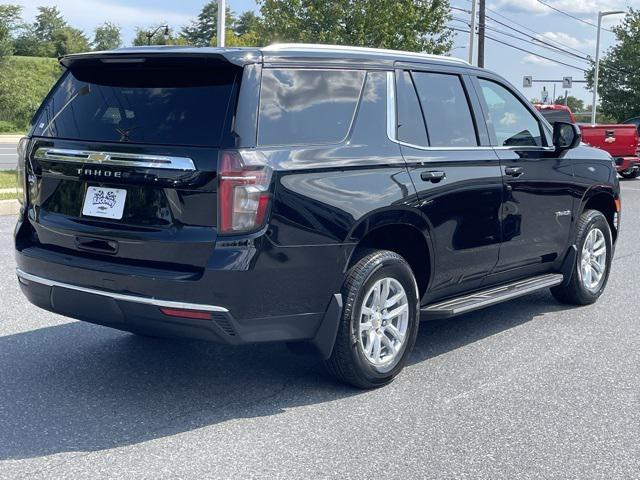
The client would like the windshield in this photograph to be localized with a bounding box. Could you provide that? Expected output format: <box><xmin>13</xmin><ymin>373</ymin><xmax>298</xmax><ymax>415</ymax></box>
<box><xmin>33</xmin><ymin>59</ymin><xmax>238</xmax><ymax>146</ymax></box>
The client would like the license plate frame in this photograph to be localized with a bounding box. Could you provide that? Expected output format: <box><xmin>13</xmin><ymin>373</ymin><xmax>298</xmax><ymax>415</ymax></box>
<box><xmin>82</xmin><ymin>186</ymin><xmax>127</xmax><ymax>220</ymax></box>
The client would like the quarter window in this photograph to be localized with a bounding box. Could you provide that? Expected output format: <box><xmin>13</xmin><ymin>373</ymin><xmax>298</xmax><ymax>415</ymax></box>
<box><xmin>412</xmin><ymin>72</ymin><xmax>478</xmax><ymax>148</ymax></box>
<box><xmin>478</xmin><ymin>79</ymin><xmax>543</xmax><ymax>147</ymax></box>
<box><xmin>258</xmin><ymin>69</ymin><xmax>365</xmax><ymax>146</ymax></box>
<box><xmin>396</xmin><ymin>70</ymin><xmax>428</xmax><ymax>147</ymax></box>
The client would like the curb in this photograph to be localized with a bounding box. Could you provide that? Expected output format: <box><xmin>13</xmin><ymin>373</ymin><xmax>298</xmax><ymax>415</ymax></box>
<box><xmin>0</xmin><ymin>199</ymin><xmax>19</xmax><ymax>216</ymax></box>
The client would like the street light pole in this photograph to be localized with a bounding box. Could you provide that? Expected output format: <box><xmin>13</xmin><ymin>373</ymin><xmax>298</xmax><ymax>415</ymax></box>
<box><xmin>468</xmin><ymin>0</ymin><xmax>477</xmax><ymax>65</ymax></box>
<box><xmin>146</xmin><ymin>25</ymin><xmax>169</xmax><ymax>46</ymax></box>
<box><xmin>217</xmin><ymin>0</ymin><xmax>226</xmax><ymax>47</ymax></box>
<box><xmin>591</xmin><ymin>10</ymin><xmax>624</xmax><ymax>125</ymax></box>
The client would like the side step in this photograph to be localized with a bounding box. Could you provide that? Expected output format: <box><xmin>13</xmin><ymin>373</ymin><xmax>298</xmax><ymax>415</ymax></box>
<box><xmin>421</xmin><ymin>273</ymin><xmax>563</xmax><ymax>320</ymax></box>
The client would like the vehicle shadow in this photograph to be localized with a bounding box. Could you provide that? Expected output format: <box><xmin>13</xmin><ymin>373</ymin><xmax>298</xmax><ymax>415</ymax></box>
<box><xmin>0</xmin><ymin>290</ymin><xmax>571</xmax><ymax>461</ymax></box>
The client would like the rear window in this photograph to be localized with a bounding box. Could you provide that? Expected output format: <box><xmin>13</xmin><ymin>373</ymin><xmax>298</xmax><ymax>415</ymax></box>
<box><xmin>539</xmin><ymin>109</ymin><xmax>572</xmax><ymax>125</ymax></box>
<box><xmin>411</xmin><ymin>72</ymin><xmax>478</xmax><ymax>148</ymax></box>
<box><xmin>32</xmin><ymin>59</ymin><xmax>238</xmax><ymax>146</ymax></box>
<box><xmin>258</xmin><ymin>69</ymin><xmax>365</xmax><ymax>146</ymax></box>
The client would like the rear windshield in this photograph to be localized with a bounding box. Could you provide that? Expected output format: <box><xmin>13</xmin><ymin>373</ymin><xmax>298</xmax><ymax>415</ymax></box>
<box><xmin>32</xmin><ymin>58</ymin><xmax>238</xmax><ymax>146</ymax></box>
<box><xmin>539</xmin><ymin>109</ymin><xmax>572</xmax><ymax>125</ymax></box>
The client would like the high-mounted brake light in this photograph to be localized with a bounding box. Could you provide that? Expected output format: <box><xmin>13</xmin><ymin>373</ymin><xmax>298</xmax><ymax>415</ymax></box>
<box><xmin>218</xmin><ymin>150</ymin><xmax>272</xmax><ymax>234</ymax></box>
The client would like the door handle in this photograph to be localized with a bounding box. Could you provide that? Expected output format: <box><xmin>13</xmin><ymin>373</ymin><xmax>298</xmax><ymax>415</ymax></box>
<box><xmin>505</xmin><ymin>167</ymin><xmax>524</xmax><ymax>178</ymax></box>
<box><xmin>420</xmin><ymin>171</ymin><xmax>446</xmax><ymax>183</ymax></box>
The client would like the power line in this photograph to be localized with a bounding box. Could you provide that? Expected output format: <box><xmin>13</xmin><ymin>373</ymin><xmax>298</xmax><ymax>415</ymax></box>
<box><xmin>448</xmin><ymin>26</ymin><xmax>588</xmax><ymax>72</ymax></box>
<box><xmin>453</xmin><ymin>2</ymin><xmax>596</xmax><ymax>58</ymax></box>
<box><xmin>484</xmin><ymin>16</ymin><xmax>591</xmax><ymax>62</ymax></box>
<box><xmin>535</xmin><ymin>0</ymin><xmax>614</xmax><ymax>33</ymax></box>
<box><xmin>451</xmin><ymin>7</ymin><xmax>592</xmax><ymax>63</ymax></box>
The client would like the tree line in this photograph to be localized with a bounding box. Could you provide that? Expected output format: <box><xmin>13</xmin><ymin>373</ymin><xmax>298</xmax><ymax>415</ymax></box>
<box><xmin>0</xmin><ymin>1</ymin><xmax>453</xmax><ymax>59</ymax></box>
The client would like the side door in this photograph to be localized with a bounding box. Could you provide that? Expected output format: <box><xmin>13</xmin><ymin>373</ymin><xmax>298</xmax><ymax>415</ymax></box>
<box><xmin>391</xmin><ymin>66</ymin><xmax>503</xmax><ymax>301</ymax></box>
<box><xmin>471</xmin><ymin>76</ymin><xmax>575</xmax><ymax>276</ymax></box>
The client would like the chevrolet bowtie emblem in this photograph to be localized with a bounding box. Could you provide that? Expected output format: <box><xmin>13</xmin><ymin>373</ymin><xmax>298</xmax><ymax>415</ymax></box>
<box><xmin>87</xmin><ymin>152</ymin><xmax>109</xmax><ymax>163</ymax></box>
<box><xmin>604</xmin><ymin>137</ymin><xmax>616</xmax><ymax>144</ymax></box>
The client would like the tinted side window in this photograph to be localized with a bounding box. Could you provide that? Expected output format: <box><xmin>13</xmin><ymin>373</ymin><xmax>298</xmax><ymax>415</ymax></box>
<box><xmin>396</xmin><ymin>70</ymin><xmax>428</xmax><ymax>146</ymax></box>
<box><xmin>412</xmin><ymin>72</ymin><xmax>478</xmax><ymax>148</ymax></box>
<box><xmin>478</xmin><ymin>79</ymin><xmax>543</xmax><ymax>147</ymax></box>
<box><xmin>258</xmin><ymin>69</ymin><xmax>365</xmax><ymax>146</ymax></box>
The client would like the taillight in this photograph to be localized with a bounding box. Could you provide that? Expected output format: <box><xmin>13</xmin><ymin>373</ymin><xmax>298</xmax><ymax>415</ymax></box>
<box><xmin>16</xmin><ymin>137</ymin><xmax>29</xmax><ymax>205</ymax></box>
<box><xmin>218</xmin><ymin>150</ymin><xmax>272</xmax><ymax>234</ymax></box>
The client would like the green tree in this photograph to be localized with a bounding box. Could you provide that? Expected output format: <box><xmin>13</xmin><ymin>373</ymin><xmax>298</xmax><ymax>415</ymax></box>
<box><xmin>236</xmin><ymin>11</ymin><xmax>260</xmax><ymax>36</ymax></box>
<box><xmin>257</xmin><ymin>0</ymin><xmax>453</xmax><ymax>54</ymax></box>
<box><xmin>180</xmin><ymin>2</ymin><xmax>237</xmax><ymax>47</ymax></box>
<box><xmin>93</xmin><ymin>22</ymin><xmax>122</xmax><ymax>51</ymax></box>
<box><xmin>51</xmin><ymin>26</ymin><xmax>90</xmax><ymax>55</ymax></box>
<box><xmin>587</xmin><ymin>8</ymin><xmax>640</xmax><ymax>122</ymax></box>
<box><xmin>13</xmin><ymin>6</ymin><xmax>77</xmax><ymax>57</ymax></box>
<box><xmin>33</xmin><ymin>6</ymin><xmax>65</xmax><ymax>40</ymax></box>
<box><xmin>0</xmin><ymin>4</ymin><xmax>23</xmax><ymax>59</ymax></box>
<box><xmin>554</xmin><ymin>95</ymin><xmax>585</xmax><ymax>112</ymax></box>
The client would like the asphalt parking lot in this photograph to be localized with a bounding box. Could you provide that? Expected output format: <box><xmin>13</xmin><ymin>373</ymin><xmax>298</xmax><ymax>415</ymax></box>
<box><xmin>0</xmin><ymin>182</ymin><xmax>639</xmax><ymax>479</ymax></box>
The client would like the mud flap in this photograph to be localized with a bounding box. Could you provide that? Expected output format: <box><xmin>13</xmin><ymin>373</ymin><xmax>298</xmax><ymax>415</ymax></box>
<box><xmin>311</xmin><ymin>294</ymin><xmax>343</xmax><ymax>360</ymax></box>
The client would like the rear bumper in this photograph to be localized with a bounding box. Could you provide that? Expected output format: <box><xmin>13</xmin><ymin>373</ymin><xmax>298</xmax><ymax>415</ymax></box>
<box><xmin>16</xmin><ymin>267</ymin><xmax>330</xmax><ymax>345</ymax></box>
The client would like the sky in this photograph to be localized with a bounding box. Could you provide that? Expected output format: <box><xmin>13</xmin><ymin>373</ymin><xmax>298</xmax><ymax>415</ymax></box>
<box><xmin>10</xmin><ymin>0</ymin><xmax>638</xmax><ymax>105</ymax></box>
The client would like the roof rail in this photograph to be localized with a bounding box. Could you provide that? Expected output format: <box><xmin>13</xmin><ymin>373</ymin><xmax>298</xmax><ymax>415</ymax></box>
<box><xmin>263</xmin><ymin>43</ymin><xmax>470</xmax><ymax>65</ymax></box>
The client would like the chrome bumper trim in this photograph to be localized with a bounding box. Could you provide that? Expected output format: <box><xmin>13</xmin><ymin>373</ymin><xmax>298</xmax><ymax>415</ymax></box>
<box><xmin>16</xmin><ymin>268</ymin><xmax>229</xmax><ymax>313</ymax></box>
<box><xmin>33</xmin><ymin>148</ymin><xmax>196</xmax><ymax>171</ymax></box>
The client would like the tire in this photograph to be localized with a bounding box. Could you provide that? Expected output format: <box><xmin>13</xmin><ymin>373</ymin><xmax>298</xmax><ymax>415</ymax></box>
<box><xmin>551</xmin><ymin>210</ymin><xmax>613</xmax><ymax>305</ymax></box>
<box><xmin>325</xmin><ymin>250</ymin><xmax>420</xmax><ymax>389</ymax></box>
<box><xmin>620</xmin><ymin>170</ymin><xmax>639</xmax><ymax>179</ymax></box>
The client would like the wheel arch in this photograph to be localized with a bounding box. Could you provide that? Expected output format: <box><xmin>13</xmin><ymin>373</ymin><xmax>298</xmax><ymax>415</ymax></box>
<box><xmin>345</xmin><ymin>208</ymin><xmax>434</xmax><ymax>300</ymax></box>
<box><xmin>579</xmin><ymin>186</ymin><xmax>619</xmax><ymax>243</ymax></box>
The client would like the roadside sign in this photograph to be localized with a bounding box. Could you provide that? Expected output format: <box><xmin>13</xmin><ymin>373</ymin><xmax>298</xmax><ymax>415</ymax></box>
<box><xmin>523</xmin><ymin>76</ymin><xmax>533</xmax><ymax>88</ymax></box>
<box><xmin>541</xmin><ymin>87</ymin><xmax>549</xmax><ymax>103</ymax></box>
<box><xmin>563</xmin><ymin>76</ymin><xmax>573</xmax><ymax>89</ymax></box>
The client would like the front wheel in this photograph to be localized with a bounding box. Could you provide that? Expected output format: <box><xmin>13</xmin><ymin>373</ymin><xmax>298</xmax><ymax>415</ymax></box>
<box><xmin>325</xmin><ymin>250</ymin><xmax>420</xmax><ymax>389</ymax></box>
<box><xmin>620</xmin><ymin>169</ymin><xmax>639</xmax><ymax>179</ymax></box>
<box><xmin>551</xmin><ymin>210</ymin><xmax>613</xmax><ymax>305</ymax></box>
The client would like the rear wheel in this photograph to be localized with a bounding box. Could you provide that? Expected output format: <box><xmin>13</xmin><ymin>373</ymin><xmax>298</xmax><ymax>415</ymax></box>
<box><xmin>551</xmin><ymin>210</ymin><xmax>613</xmax><ymax>305</ymax></box>
<box><xmin>620</xmin><ymin>169</ymin><xmax>639</xmax><ymax>179</ymax></box>
<box><xmin>325</xmin><ymin>250</ymin><xmax>420</xmax><ymax>389</ymax></box>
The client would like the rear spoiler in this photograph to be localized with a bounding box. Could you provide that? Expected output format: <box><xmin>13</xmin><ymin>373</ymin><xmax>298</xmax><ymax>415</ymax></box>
<box><xmin>59</xmin><ymin>46</ymin><xmax>263</xmax><ymax>69</ymax></box>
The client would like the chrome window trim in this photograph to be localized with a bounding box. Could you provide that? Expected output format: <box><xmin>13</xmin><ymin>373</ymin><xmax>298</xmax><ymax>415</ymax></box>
<box><xmin>33</xmin><ymin>148</ymin><xmax>196</xmax><ymax>171</ymax></box>
<box><xmin>16</xmin><ymin>269</ymin><xmax>229</xmax><ymax>313</ymax></box>
<box><xmin>385</xmin><ymin>71</ymin><xmax>555</xmax><ymax>153</ymax></box>
<box><xmin>386</xmin><ymin>71</ymin><xmax>494</xmax><ymax>152</ymax></box>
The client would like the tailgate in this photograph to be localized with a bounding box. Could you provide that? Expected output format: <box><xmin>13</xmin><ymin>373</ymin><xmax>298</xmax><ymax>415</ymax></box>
<box><xmin>22</xmin><ymin>55</ymin><xmax>242</xmax><ymax>270</ymax></box>
<box><xmin>580</xmin><ymin>124</ymin><xmax>639</xmax><ymax>157</ymax></box>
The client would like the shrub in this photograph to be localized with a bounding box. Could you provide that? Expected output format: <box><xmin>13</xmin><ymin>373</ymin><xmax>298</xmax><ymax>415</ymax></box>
<box><xmin>0</xmin><ymin>55</ymin><xmax>61</xmax><ymax>132</ymax></box>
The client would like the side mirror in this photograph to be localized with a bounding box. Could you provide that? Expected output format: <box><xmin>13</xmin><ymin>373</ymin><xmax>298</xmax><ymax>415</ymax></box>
<box><xmin>553</xmin><ymin>122</ymin><xmax>581</xmax><ymax>152</ymax></box>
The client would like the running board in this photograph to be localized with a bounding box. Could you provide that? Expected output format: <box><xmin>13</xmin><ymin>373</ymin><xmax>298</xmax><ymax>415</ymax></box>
<box><xmin>421</xmin><ymin>273</ymin><xmax>563</xmax><ymax>320</ymax></box>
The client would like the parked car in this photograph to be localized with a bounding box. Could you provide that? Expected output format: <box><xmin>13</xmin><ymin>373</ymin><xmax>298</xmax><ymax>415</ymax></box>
<box><xmin>580</xmin><ymin>124</ymin><xmax>640</xmax><ymax>179</ymax></box>
<box><xmin>15</xmin><ymin>44</ymin><xmax>620</xmax><ymax>388</ymax></box>
<box><xmin>535</xmin><ymin>105</ymin><xmax>640</xmax><ymax>179</ymax></box>
<box><xmin>534</xmin><ymin>104</ymin><xmax>577</xmax><ymax>125</ymax></box>
<box><xmin>623</xmin><ymin>116</ymin><xmax>640</xmax><ymax>135</ymax></box>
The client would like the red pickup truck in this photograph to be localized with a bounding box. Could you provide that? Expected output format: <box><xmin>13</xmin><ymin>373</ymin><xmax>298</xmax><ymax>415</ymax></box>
<box><xmin>536</xmin><ymin>104</ymin><xmax>640</xmax><ymax>179</ymax></box>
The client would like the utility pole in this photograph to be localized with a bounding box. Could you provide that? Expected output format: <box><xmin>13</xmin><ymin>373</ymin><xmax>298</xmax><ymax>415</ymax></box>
<box><xmin>591</xmin><ymin>10</ymin><xmax>624</xmax><ymax>125</ymax></box>
<box><xmin>477</xmin><ymin>0</ymin><xmax>486</xmax><ymax>68</ymax></box>
<box><xmin>468</xmin><ymin>0</ymin><xmax>477</xmax><ymax>65</ymax></box>
<box><xmin>217</xmin><ymin>0</ymin><xmax>226</xmax><ymax>47</ymax></box>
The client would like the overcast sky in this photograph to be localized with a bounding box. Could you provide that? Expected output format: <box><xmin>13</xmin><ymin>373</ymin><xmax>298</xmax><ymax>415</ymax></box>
<box><xmin>11</xmin><ymin>0</ymin><xmax>637</xmax><ymax>104</ymax></box>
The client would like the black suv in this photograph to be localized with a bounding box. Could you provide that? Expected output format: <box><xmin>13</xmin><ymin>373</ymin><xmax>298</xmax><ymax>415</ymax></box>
<box><xmin>15</xmin><ymin>44</ymin><xmax>620</xmax><ymax>388</ymax></box>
